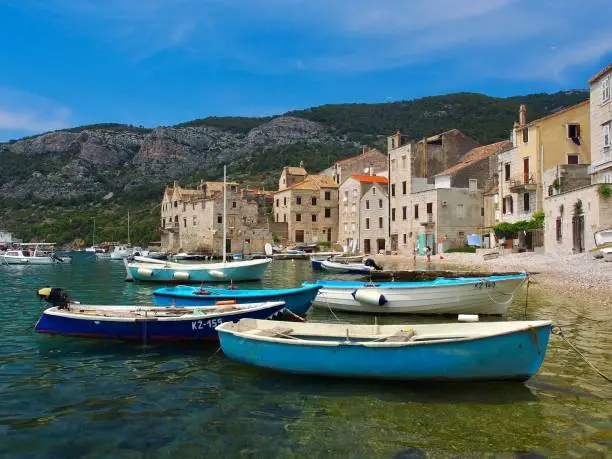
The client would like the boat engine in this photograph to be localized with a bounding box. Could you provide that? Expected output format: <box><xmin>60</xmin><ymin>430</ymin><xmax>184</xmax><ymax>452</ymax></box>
<box><xmin>50</xmin><ymin>254</ymin><xmax>64</xmax><ymax>263</ymax></box>
<box><xmin>37</xmin><ymin>287</ymin><xmax>72</xmax><ymax>309</ymax></box>
<box><xmin>364</xmin><ymin>258</ymin><xmax>383</xmax><ymax>271</ymax></box>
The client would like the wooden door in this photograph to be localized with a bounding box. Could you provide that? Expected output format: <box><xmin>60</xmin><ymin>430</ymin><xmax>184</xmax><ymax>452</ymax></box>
<box><xmin>523</xmin><ymin>157</ymin><xmax>530</xmax><ymax>183</ymax></box>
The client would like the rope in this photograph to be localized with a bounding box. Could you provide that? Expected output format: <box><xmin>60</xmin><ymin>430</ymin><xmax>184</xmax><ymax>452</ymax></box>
<box><xmin>524</xmin><ymin>278</ymin><xmax>530</xmax><ymax>319</ymax></box>
<box><xmin>207</xmin><ymin>346</ymin><xmax>223</xmax><ymax>361</ymax></box>
<box><xmin>552</xmin><ymin>326</ymin><xmax>612</xmax><ymax>384</ymax></box>
<box><xmin>284</xmin><ymin>309</ymin><xmax>307</xmax><ymax>322</ymax></box>
<box><xmin>483</xmin><ymin>277</ymin><xmax>524</xmax><ymax>307</ymax></box>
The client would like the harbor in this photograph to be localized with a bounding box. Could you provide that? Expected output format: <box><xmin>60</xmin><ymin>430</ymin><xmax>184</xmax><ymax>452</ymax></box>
<box><xmin>0</xmin><ymin>255</ymin><xmax>610</xmax><ymax>458</ymax></box>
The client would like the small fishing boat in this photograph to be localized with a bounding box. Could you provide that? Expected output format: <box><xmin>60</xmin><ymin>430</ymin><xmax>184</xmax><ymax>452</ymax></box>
<box><xmin>331</xmin><ymin>254</ymin><xmax>364</xmax><ymax>263</ymax></box>
<box><xmin>320</xmin><ymin>260</ymin><xmax>375</xmax><ymax>275</ymax></box>
<box><xmin>366</xmin><ymin>270</ymin><xmax>525</xmax><ymax>282</ymax></box>
<box><xmin>152</xmin><ymin>284</ymin><xmax>321</xmax><ymax>315</ymax></box>
<box><xmin>216</xmin><ymin>319</ymin><xmax>552</xmax><ymax>381</ymax></box>
<box><xmin>307</xmin><ymin>273</ymin><xmax>528</xmax><ymax>315</ymax></box>
<box><xmin>35</xmin><ymin>288</ymin><xmax>286</xmax><ymax>341</ymax></box>
<box><xmin>125</xmin><ymin>258</ymin><xmax>272</xmax><ymax>283</ymax></box>
<box><xmin>0</xmin><ymin>243</ymin><xmax>70</xmax><ymax>265</ymax></box>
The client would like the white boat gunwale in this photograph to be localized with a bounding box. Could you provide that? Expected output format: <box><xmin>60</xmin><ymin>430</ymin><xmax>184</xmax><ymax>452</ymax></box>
<box><xmin>216</xmin><ymin>319</ymin><xmax>552</xmax><ymax>348</ymax></box>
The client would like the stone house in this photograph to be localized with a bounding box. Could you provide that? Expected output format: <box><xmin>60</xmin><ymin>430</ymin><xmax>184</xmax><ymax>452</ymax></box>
<box><xmin>273</xmin><ymin>174</ymin><xmax>339</xmax><ymax>244</ymax></box>
<box><xmin>320</xmin><ymin>146</ymin><xmax>388</xmax><ymax>185</ymax></box>
<box><xmin>338</xmin><ymin>174</ymin><xmax>389</xmax><ymax>252</ymax></box>
<box><xmin>497</xmin><ymin>101</ymin><xmax>590</xmax><ymax>251</ymax></box>
<box><xmin>359</xmin><ymin>182</ymin><xmax>390</xmax><ymax>255</ymax></box>
<box><xmin>160</xmin><ymin>181</ymin><xmax>271</xmax><ymax>254</ymax></box>
<box><xmin>387</xmin><ymin>129</ymin><xmax>480</xmax><ymax>255</ymax></box>
<box><xmin>588</xmin><ymin>63</ymin><xmax>612</xmax><ymax>184</ymax></box>
<box><xmin>278</xmin><ymin>164</ymin><xmax>307</xmax><ymax>191</ymax></box>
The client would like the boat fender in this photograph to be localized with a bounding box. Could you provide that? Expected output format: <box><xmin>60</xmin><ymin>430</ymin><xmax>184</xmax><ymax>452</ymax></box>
<box><xmin>458</xmin><ymin>314</ymin><xmax>479</xmax><ymax>322</ymax></box>
<box><xmin>173</xmin><ymin>271</ymin><xmax>190</xmax><ymax>280</ymax></box>
<box><xmin>137</xmin><ymin>268</ymin><xmax>154</xmax><ymax>277</ymax></box>
<box><xmin>208</xmin><ymin>270</ymin><xmax>226</xmax><ymax>279</ymax></box>
<box><xmin>352</xmin><ymin>288</ymin><xmax>387</xmax><ymax>306</ymax></box>
<box><xmin>215</xmin><ymin>299</ymin><xmax>237</xmax><ymax>305</ymax></box>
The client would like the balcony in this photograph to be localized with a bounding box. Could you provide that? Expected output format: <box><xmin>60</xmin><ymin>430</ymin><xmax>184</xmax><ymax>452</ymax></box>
<box><xmin>420</xmin><ymin>213</ymin><xmax>434</xmax><ymax>226</ymax></box>
<box><xmin>509</xmin><ymin>175</ymin><xmax>537</xmax><ymax>193</ymax></box>
<box><xmin>161</xmin><ymin>221</ymin><xmax>178</xmax><ymax>232</ymax></box>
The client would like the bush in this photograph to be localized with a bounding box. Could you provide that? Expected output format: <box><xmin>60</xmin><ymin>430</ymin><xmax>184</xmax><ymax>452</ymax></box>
<box><xmin>445</xmin><ymin>246</ymin><xmax>477</xmax><ymax>253</ymax></box>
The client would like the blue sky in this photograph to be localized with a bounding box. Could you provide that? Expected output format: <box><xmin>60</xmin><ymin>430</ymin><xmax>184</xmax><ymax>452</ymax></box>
<box><xmin>0</xmin><ymin>0</ymin><xmax>611</xmax><ymax>141</ymax></box>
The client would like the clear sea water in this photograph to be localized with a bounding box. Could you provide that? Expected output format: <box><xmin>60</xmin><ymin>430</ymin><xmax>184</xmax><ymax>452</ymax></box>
<box><xmin>1</xmin><ymin>254</ymin><xmax>611</xmax><ymax>458</ymax></box>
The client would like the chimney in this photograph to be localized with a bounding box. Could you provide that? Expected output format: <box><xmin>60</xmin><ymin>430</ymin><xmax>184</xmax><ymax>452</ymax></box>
<box><xmin>299</xmin><ymin>160</ymin><xmax>304</xmax><ymax>168</ymax></box>
<box><xmin>519</xmin><ymin>105</ymin><xmax>526</xmax><ymax>127</ymax></box>
<box><xmin>369</xmin><ymin>163</ymin><xmax>374</xmax><ymax>176</ymax></box>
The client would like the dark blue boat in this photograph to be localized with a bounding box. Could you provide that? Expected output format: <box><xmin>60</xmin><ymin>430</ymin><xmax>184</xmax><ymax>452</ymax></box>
<box><xmin>152</xmin><ymin>284</ymin><xmax>321</xmax><ymax>315</ymax></box>
<box><xmin>35</xmin><ymin>302</ymin><xmax>286</xmax><ymax>341</ymax></box>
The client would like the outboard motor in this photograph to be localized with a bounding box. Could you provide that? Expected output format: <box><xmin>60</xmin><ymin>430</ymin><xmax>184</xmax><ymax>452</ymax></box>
<box><xmin>364</xmin><ymin>258</ymin><xmax>383</xmax><ymax>271</ymax></box>
<box><xmin>51</xmin><ymin>254</ymin><xmax>64</xmax><ymax>263</ymax></box>
<box><xmin>37</xmin><ymin>287</ymin><xmax>72</xmax><ymax>310</ymax></box>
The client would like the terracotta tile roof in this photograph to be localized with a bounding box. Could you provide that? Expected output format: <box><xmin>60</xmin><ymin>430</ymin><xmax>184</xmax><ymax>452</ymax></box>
<box><xmin>436</xmin><ymin>140</ymin><xmax>512</xmax><ymax>177</ymax></box>
<box><xmin>588</xmin><ymin>63</ymin><xmax>612</xmax><ymax>84</ymax></box>
<box><xmin>284</xmin><ymin>167</ymin><xmax>307</xmax><ymax>175</ymax></box>
<box><xmin>351</xmin><ymin>174</ymin><xmax>389</xmax><ymax>184</ymax></box>
<box><xmin>273</xmin><ymin>174</ymin><xmax>338</xmax><ymax>194</ymax></box>
<box><xmin>334</xmin><ymin>147</ymin><xmax>385</xmax><ymax>165</ymax></box>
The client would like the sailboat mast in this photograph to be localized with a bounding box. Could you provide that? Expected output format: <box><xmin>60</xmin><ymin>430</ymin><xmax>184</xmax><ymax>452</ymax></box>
<box><xmin>222</xmin><ymin>165</ymin><xmax>227</xmax><ymax>264</ymax></box>
<box><xmin>128</xmin><ymin>211</ymin><xmax>130</xmax><ymax>245</ymax></box>
<box><xmin>92</xmin><ymin>217</ymin><xmax>96</xmax><ymax>246</ymax></box>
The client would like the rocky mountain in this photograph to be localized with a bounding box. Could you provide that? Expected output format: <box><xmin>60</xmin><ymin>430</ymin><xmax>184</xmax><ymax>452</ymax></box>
<box><xmin>0</xmin><ymin>90</ymin><xmax>589</xmax><ymax>244</ymax></box>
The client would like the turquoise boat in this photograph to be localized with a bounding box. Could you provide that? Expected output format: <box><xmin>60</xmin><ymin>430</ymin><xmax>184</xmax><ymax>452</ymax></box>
<box><xmin>216</xmin><ymin>319</ymin><xmax>552</xmax><ymax>381</ymax></box>
<box><xmin>152</xmin><ymin>284</ymin><xmax>321</xmax><ymax>315</ymax></box>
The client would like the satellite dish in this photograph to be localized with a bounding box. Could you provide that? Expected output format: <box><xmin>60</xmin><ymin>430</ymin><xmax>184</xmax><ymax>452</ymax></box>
<box><xmin>264</xmin><ymin>243</ymin><xmax>273</xmax><ymax>256</ymax></box>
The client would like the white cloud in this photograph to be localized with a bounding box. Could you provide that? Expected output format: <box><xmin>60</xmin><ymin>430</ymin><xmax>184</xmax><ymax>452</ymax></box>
<box><xmin>0</xmin><ymin>87</ymin><xmax>72</xmax><ymax>136</ymax></box>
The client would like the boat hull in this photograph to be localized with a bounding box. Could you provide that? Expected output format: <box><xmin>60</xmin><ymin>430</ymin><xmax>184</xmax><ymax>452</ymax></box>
<box><xmin>310</xmin><ymin>274</ymin><xmax>527</xmax><ymax>315</ymax></box>
<box><xmin>0</xmin><ymin>255</ymin><xmax>60</xmax><ymax>265</ymax></box>
<box><xmin>152</xmin><ymin>284</ymin><xmax>320</xmax><ymax>315</ymax></box>
<box><xmin>35</xmin><ymin>303</ymin><xmax>286</xmax><ymax>341</ymax></box>
<box><xmin>320</xmin><ymin>260</ymin><xmax>373</xmax><ymax>275</ymax></box>
<box><xmin>217</xmin><ymin>320</ymin><xmax>551</xmax><ymax>381</ymax></box>
<box><xmin>127</xmin><ymin>258</ymin><xmax>271</xmax><ymax>283</ymax></box>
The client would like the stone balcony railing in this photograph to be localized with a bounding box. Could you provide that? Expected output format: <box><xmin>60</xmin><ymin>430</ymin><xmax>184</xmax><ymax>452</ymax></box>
<box><xmin>508</xmin><ymin>175</ymin><xmax>537</xmax><ymax>193</ymax></box>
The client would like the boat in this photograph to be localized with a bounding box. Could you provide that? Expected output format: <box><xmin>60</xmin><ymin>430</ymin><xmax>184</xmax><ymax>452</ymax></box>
<box><xmin>125</xmin><ymin>165</ymin><xmax>271</xmax><ymax>283</ymax></box>
<box><xmin>593</xmin><ymin>228</ymin><xmax>612</xmax><ymax>260</ymax></box>
<box><xmin>152</xmin><ymin>284</ymin><xmax>321</xmax><ymax>315</ymax></box>
<box><xmin>169</xmin><ymin>252</ymin><xmax>212</xmax><ymax>261</ymax></box>
<box><xmin>295</xmin><ymin>243</ymin><xmax>317</xmax><ymax>253</ymax></box>
<box><xmin>0</xmin><ymin>243</ymin><xmax>70</xmax><ymax>265</ymax></box>
<box><xmin>306</xmin><ymin>273</ymin><xmax>528</xmax><ymax>315</ymax></box>
<box><xmin>216</xmin><ymin>318</ymin><xmax>552</xmax><ymax>381</ymax></box>
<box><xmin>320</xmin><ymin>260</ymin><xmax>375</xmax><ymax>275</ymax></box>
<box><xmin>331</xmin><ymin>254</ymin><xmax>364</xmax><ymax>263</ymax></box>
<box><xmin>125</xmin><ymin>258</ymin><xmax>272</xmax><ymax>283</ymax></box>
<box><xmin>366</xmin><ymin>270</ymin><xmax>525</xmax><ymax>282</ymax></box>
<box><xmin>110</xmin><ymin>244</ymin><xmax>148</xmax><ymax>260</ymax></box>
<box><xmin>603</xmin><ymin>247</ymin><xmax>612</xmax><ymax>262</ymax></box>
<box><xmin>35</xmin><ymin>287</ymin><xmax>286</xmax><ymax>341</ymax></box>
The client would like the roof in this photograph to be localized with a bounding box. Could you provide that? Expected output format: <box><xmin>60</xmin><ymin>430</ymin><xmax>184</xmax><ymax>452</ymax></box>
<box><xmin>518</xmin><ymin>100</ymin><xmax>590</xmax><ymax>129</ymax></box>
<box><xmin>588</xmin><ymin>63</ymin><xmax>612</xmax><ymax>85</ymax></box>
<box><xmin>334</xmin><ymin>147</ymin><xmax>385</xmax><ymax>165</ymax></box>
<box><xmin>350</xmin><ymin>174</ymin><xmax>389</xmax><ymax>184</ymax></box>
<box><xmin>436</xmin><ymin>140</ymin><xmax>512</xmax><ymax>177</ymax></box>
<box><xmin>274</xmin><ymin>174</ymin><xmax>338</xmax><ymax>194</ymax></box>
<box><xmin>423</xmin><ymin>129</ymin><xmax>462</xmax><ymax>143</ymax></box>
<box><xmin>284</xmin><ymin>166</ymin><xmax>307</xmax><ymax>175</ymax></box>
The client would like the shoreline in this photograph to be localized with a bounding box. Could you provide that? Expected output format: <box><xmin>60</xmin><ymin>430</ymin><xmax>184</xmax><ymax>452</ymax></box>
<box><xmin>373</xmin><ymin>251</ymin><xmax>612</xmax><ymax>310</ymax></box>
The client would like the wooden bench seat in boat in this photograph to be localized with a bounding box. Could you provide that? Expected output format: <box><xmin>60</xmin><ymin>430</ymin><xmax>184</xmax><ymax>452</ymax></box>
<box><xmin>252</xmin><ymin>326</ymin><xmax>294</xmax><ymax>337</ymax></box>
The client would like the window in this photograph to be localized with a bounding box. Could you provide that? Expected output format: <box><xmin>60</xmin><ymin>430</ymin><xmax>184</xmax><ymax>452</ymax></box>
<box><xmin>379</xmin><ymin>199</ymin><xmax>383</xmax><ymax>209</ymax></box>
<box><xmin>344</xmin><ymin>191</ymin><xmax>349</xmax><ymax>202</ymax></box>
<box><xmin>296</xmin><ymin>213</ymin><xmax>301</xmax><ymax>222</ymax></box>
<box><xmin>276</xmin><ymin>213</ymin><xmax>279</xmax><ymax>222</ymax></box>
<box><xmin>391</xmin><ymin>184</ymin><xmax>396</xmax><ymax>197</ymax></box>
<box><xmin>522</xmin><ymin>128</ymin><xmax>529</xmax><ymax>143</ymax></box>
<box><xmin>469</xmin><ymin>179</ymin><xmax>477</xmax><ymax>192</ymax></box>
<box><xmin>193</xmin><ymin>216</ymin><xmax>197</xmax><ymax>226</ymax></box>
<box><xmin>603</xmin><ymin>75</ymin><xmax>611</xmax><ymax>102</ymax></box>
<box><xmin>391</xmin><ymin>159</ymin><xmax>396</xmax><ymax>170</ymax></box>
<box><xmin>312</xmin><ymin>214</ymin><xmax>317</xmax><ymax>222</ymax></box>
<box><xmin>283</xmin><ymin>214</ymin><xmax>287</xmax><ymax>223</ymax></box>
<box><xmin>372</xmin><ymin>187</ymin><xmax>376</xmax><ymax>195</ymax></box>
<box><xmin>567</xmin><ymin>124</ymin><xmax>580</xmax><ymax>139</ymax></box>
<box><xmin>401</xmin><ymin>155</ymin><xmax>407</xmax><ymax>169</ymax></box>
<box><xmin>325</xmin><ymin>191</ymin><xmax>331</xmax><ymax>200</ymax></box>
<box><xmin>503</xmin><ymin>196</ymin><xmax>514</xmax><ymax>214</ymax></box>
<box><xmin>604</xmin><ymin>123</ymin><xmax>611</xmax><ymax>149</ymax></box>
<box><xmin>232</xmin><ymin>201</ymin><xmax>236</xmax><ymax>208</ymax></box>
<box><xmin>505</xmin><ymin>163</ymin><xmax>511</xmax><ymax>181</ymax></box>
<box><xmin>402</xmin><ymin>206</ymin><xmax>407</xmax><ymax>220</ymax></box>
<box><xmin>402</xmin><ymin>181</ymin><xmax>407</xmax><ymax>195</ymax></box>
<box><xmin>311</xmin><ymin>197</ymin><xmax>317</xmax><ymax>206</ymax></box>
<box><xmin>378</xmin><ymin>217</ymin><xmax>383</xmax><ymax>228</ymax></box>
<box><xmin>456</xmin><ymin>204</ymin><xmax>464</xmax><ymax>218</ymax></box>
<box><xmin>295</xmin><ymin>230</ymin><xmax>304</xmax><ymax>243</ymax></box>
<box><xmin>567</xmin><ymin>155</ymin><xmax>579</xmax><ymax>165</ymax></box>
<box><xmin>523</xmin><ymin>192</ymin><xmax>531</xmax><ymax>211</ymax></box>
<box><xmin>365</xmin><ymin>218</ymin><xmax>370</xmax><ymax>229</ymax></box>
<box><xmin>283</xmin><ymin>197</ymin><xmax>287</xmax><ymax>206</ymax></box>
<box><xmin>217</xmin><ymin>215</ymin><xmax>223</xmax><ymax>224</ymax></box>
<box><xmin>391</xmin><ymin>208</ymin><xmax>396</xmax><ymax>221</ymax></box>
<box><xmin>353</xmin><ymin>189</ymin><xmax>357</xmax><ymax>198</ymax></box>
<box><xmin>414</xmin><ymin>205</ymin><xmax>419</xmax><ymax>219</ymax></box>
<box><xmin>325</xmin><ymin>207</ymin><xmax>331</xmax><ymax>218</ymax></box>
<box><xmin>481</xmin><ymin>207</ymin><xmax>484</xmax><ymax>217</ymax></box>
<box><xmin>174</xmin><ymin>201</ymin><xmax>177</xmax><ymax>207</ymax></box>
<box><xmin>556</xmin><ymin>217</ymin><xmax>562</xmax><ymax>242</ymax></box>
<box><xmin>426</xmin><ymin>202</ymin><xmax>433</xmax><ymax>214</ymax></box>
<box><xmin>296</xmin><ymin>196</ymin><xmax>302</xmax><ymax>205</ymax></box>
<box><xmin>403</xmin><ymin>233</ymin><xmax>407</xmax><ymax>244</ymax></box>
<box><xmin>183</xmin><ymin>218</ymin><xmax>187</xmax><ymax>228</ymax></box>
<box><xmin>365</xmin><ymin>200</ymin><xmax>370</xmax><ymax>210</ymax></box>
<box><xmin>276</xmin><ymin>199</ymin><xmax>279</xmax><ymax>207</ymax></box>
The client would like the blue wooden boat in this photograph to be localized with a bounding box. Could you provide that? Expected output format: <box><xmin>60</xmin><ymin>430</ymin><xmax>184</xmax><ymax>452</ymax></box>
<box><xmin>35</xmin><ymin>302</ymin><xmax>287</xmax><ymax>341</ymax></box>
<box><xmin>152</xmin><ymin>284</ymin><xmax>321</xmax><ymax>315</ymax></box>
<box><xmin>216</xmin><ymin>319</ymin><xmax>552</xmax><ymax>381</ymax></box>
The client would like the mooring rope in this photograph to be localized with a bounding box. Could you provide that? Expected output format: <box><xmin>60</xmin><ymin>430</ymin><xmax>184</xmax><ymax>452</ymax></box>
<box><xmin>552</xmin><ymin>326</ymin><xmax>612</xmax><ymax>384</ymax></box>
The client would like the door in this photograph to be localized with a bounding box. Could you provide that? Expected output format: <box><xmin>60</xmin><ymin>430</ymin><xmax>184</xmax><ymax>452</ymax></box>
<box><xmin>376</xmin><ymin>239</ymin><xmax>386</xmax><ymax>253</ymax></box>
<box><xmin>225</xmin><ymin>238</ymin><xmax>232</xmax><ymax>255</ymax></box>
<box><xmin>523</xmin><ymin>157</ymin><xmax>530</xmax><ymax>183</ymax></box>
<box><xmin>364</xmin><ymin>239</ymin><xmax>371</xmax><ymax>254</ymax></box>
<box><xmin>326</xmin><ymin>228</ymin><xmax>331</xmax><ymax>242</ymax></box>
<box><xmin>572</xmin><ymin>216</ymin><xmax>584</xmax><ymax>253</ymax></box>
<box><xmin>525</xmin><ymin>231</ymin><xmax>533</xmax><ymax>251</ymax></box>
